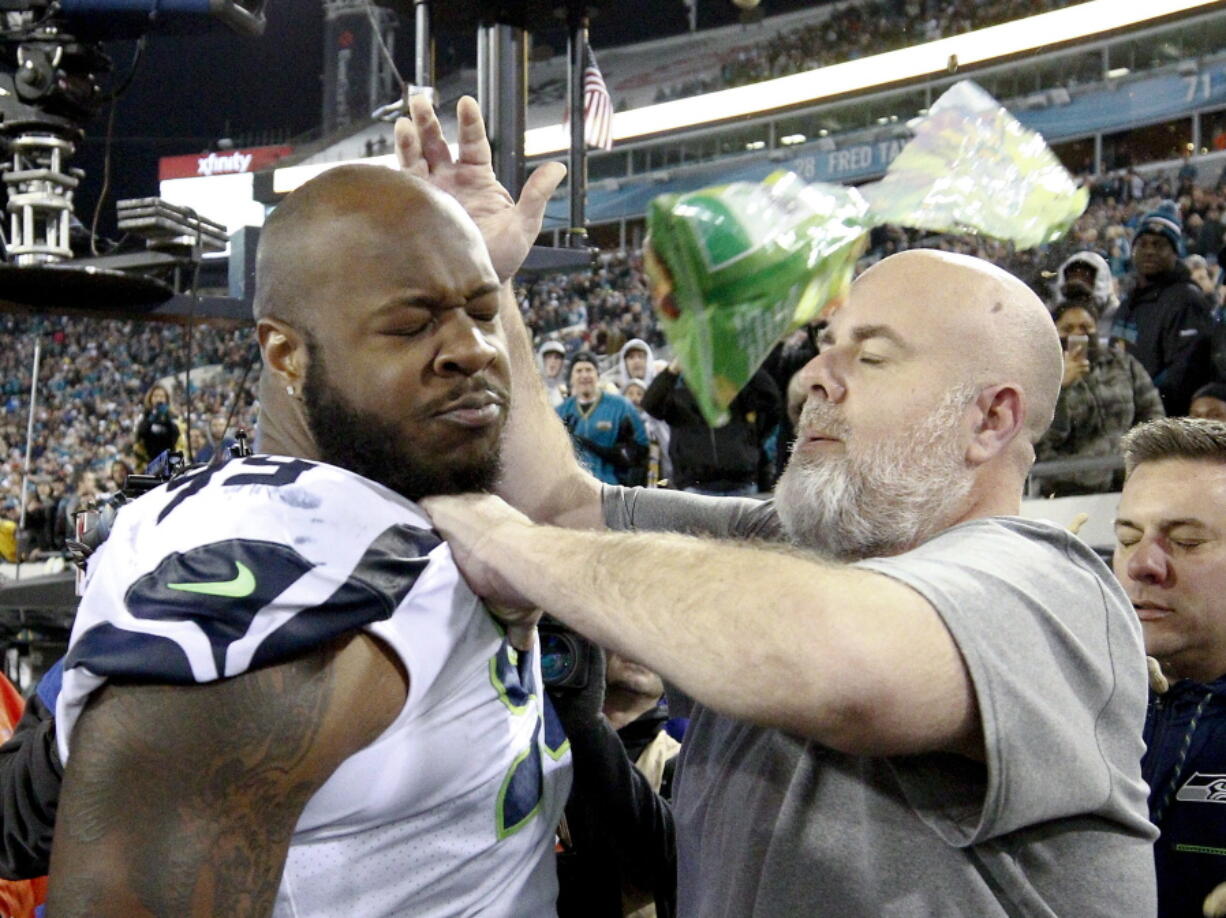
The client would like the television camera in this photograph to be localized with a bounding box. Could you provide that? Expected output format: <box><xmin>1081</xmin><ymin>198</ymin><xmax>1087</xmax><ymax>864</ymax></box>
<box><xmin>0</xmin><ymin>0</ymin><xmax>266</xmax><ymax>269</ymax></box>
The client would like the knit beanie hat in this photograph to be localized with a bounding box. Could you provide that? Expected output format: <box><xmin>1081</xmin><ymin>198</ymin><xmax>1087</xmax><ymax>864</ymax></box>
<box><xmin>569</xmin><ymin>351</ymin><xmax>600</xmax><ymax>376</ymax></box>
<box><xmin>1133</xmin><ymin>200</ymin><xmax>1184</xmax><ymax>255</ymax></box>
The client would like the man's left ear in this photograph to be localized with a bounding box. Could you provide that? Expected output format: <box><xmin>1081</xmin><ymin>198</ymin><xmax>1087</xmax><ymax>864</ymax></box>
<box><xmin>965</xmin><ymin>384</ymin><xmax>1025</xmax><ymax>465</ymax></box>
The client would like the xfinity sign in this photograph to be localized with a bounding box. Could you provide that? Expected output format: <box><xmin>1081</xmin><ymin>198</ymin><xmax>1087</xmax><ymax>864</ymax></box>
<box><xmin>158</xmin><ymin>145</ymin><xmax>292</xmax><ymax>182</ymax></box>
<box><xmin>197</xmin><ymin>151</ymin><xmax>253</xmax><ymax>176</ymax></box>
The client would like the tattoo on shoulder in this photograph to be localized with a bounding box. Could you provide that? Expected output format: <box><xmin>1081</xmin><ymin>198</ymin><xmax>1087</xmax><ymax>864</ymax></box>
<box><xmin>50</xmin><ymin>639</ymin><xmax>356</xmax><ymax>917</ymax></box>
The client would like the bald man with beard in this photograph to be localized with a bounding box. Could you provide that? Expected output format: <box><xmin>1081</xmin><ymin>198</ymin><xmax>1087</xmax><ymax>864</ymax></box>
<box><xmin>46</xmin><ymin>163</ymin><xmax>574</xmax><ymax>917</ymax></box>
<box><xmin>404</xmin><ymin>107</ymin><xmax>1158</xmax><ymax>917</ymax></box>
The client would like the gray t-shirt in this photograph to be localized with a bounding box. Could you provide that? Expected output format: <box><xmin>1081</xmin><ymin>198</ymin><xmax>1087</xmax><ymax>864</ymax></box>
<box><xmin>603</xmin><ymin>486</ymin><xmax>1157</xmax><ymax>917</ymax></box>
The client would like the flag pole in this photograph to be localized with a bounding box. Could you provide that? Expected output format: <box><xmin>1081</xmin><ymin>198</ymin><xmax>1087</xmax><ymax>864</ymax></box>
<box><xmin>16</xmin><ymin>338</ymin><xmax>41</xmax><ymax>576</ymax></box>
<box><xmin>566</xmin><ymin>9</ymin><xmax>588</xmax><ymax>248</ymax></box>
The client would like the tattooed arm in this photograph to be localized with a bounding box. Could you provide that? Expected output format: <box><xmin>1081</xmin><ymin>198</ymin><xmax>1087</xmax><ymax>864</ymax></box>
<box><xmin>45</xmin><ymin>633</ymin><xmax>408</xmax><ymax>918</ymax></box>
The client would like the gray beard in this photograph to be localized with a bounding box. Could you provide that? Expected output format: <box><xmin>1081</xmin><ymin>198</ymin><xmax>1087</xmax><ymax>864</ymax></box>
<box><xmin>775</xmin><ymin>386</ymin><xmax>977</xmax><ymax>561</ymax></box>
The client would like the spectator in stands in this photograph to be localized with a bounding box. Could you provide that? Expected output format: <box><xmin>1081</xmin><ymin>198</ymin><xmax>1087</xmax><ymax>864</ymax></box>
<box><xmin>642</xmin><ymin>360</ymin><xmax>780</xmax><ymax>496</ymax></box>
<box><xmin>55</xmin><ymin>470</ymin><xmax>97</xmax><ymax>548</ymax></box>
<box><xmin>1193</xmin><ymin>204</ymin><xmax>1225</xmax><ymax>258</ymax></box>
<box><xmin>1036</xmin><ymin>290</ymin><xmax>1164</xmax><ymax>495</ymax></box>
<box><xmin>194</xmin><ymin>414</ymin><xmax>236</xmax><ymax>464</ymax></box>
<box><xmin>1177</xmin><ymin>148</ymin><xmax>1199</xmax><ymax>198</ymax></box>
<box><xmin>0</xmin><ymin>501</ymin><xmax>17</xmax><ymax>563</ymax></box>
<box><xmin>1051</xmin><ymin>250</ymin><xmax>1120</xmax><ymax>336</ymax></box>
<box><xmin>1186</xmin><ymin>254</ymin><xmax>1217</xmax><ymax>304</ymax></box>
<box><xmin>1191</xmin><ymin>383</ymin><xmax>1226</xmax><ymax>422</ymax></box>
<box><xmin>1114</xmin><ymin>417</ymin><xmax>1226</xmax><ymax>918</ymax></box>
<box><xmin>187</xmin><ymin>427</ymin><xmax>207</xmax><ymax>462</ymax></box>
<box><xmin>603</xmin><ymin>338</ymin><xmax>657</xmax><ymax>392</ymax></box>
<box><xmin>107</xmin><ymin>459</ymin><xmax>132</xmax><ymax>494</ymax></box>
<box><xmin>622</xmin><ymin>379</ymin><xmax>669</xmax><ymax>488</ymax></box>
<box><xmin>20</xmin><ymin>482</ymin><xmax>58</xmax><ymax>560</ymax></box>
<box><xmin>133</xmin><ymin>383</ymin><xmax>185</xmax><ymax>467</ymax></box>
<box><xmin>1112</xmin><ymin>201</ymin><xmax>1215</xmax><ymax>416</ymax></box>
<box><xmin>558</xmin><ymin>352</ymin><xmax>649</xmax><ymax>486</ymax></box>
<box><xmin>1105</xmin><ymin>225</ymin><xmax>1132</xmax><ymax>278</ymax></box>
<box><xmin>538</xmin><ymin>340</ymin><xmax>569</xmax><ymax>408</ymax></box>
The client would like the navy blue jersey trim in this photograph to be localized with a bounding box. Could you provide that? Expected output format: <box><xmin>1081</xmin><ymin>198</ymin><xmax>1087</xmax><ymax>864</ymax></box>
<box><xmin>247</xmin><ymin>524</ymin><xmax>439</xmax><ymax>672</ymax></box>
<box><xmin>65</xmin><ymin>622</ymin><xmax>197</xmax><ymax>684</ymax></box>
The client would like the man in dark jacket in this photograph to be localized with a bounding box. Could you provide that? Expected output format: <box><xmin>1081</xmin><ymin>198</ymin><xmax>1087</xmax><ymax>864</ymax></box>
<box><xmin>1111</xmin><ymin>202</ymin><xmax>1214</xmax><ymax>416</ymax></box>
<box><xmin>1114</xmin><ymin>417</ymin><xmax>1226</xmax><ymax>918</ymax></box>
<box><xmin>641</xmin><ymin>362</ymin><xmax>780</xmax><ymax>495</ymax></box>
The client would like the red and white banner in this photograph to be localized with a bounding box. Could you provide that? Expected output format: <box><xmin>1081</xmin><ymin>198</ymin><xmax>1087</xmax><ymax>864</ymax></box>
<box><xmin>158</xmin><ymin>145</ymin><xmax>293</xmax><ymax>181</ymax></box>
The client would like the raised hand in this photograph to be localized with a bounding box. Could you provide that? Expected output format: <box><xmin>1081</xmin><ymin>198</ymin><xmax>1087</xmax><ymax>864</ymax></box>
<box><xmin>395</xmin><ymin>94</ymin><xmax>567</xmax><ymax>282</ymax></box>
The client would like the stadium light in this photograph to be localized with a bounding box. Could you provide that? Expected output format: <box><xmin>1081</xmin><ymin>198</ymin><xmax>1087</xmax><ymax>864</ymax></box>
<box><xmin>267</xmin><ymin>0</ymin><xmax>1217</xmax><ymax>195</ymax></box>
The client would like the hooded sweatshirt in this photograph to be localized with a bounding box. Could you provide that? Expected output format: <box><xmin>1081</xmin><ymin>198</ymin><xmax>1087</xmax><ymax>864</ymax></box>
<box><xmin>1054</xmin><ymin>251</ymin><xmax>1120</xmax><ymax>333</ymax></box>
<box><xmin>537</xmin><ymin>342</ymin><xmax>569</xmax><ymax>408</ymax></box>
<box><xmin>602</xmin><ymin>339</ymin><xmax>656</xmax><ymax>392</ymax></box>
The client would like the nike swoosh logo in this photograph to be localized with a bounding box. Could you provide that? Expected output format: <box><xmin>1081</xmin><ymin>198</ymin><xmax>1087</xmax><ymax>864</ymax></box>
<box><xmin>168</xmin><ymin>561</ymin><xmax>257</xmax><ymax>598</ymax></box>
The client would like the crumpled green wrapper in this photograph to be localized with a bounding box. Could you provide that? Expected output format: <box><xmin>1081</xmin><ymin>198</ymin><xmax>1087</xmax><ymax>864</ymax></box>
<box><xmin>644</xmin><ymin>80</ymin><xmax>1088</xmax><ymax>426</ymax></box>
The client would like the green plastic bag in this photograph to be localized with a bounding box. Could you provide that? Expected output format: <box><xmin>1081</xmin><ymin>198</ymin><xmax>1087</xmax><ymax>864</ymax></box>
<box><xmin>644</xmin><ymin>80</ymin><xmax>1089</xmax><ymax>426</ymax></box>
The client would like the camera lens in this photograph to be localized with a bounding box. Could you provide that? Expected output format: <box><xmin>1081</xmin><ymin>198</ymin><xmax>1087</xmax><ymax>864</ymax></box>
<box><xmin>539</xmin><ymin>630</ymin><xmax>576</xmax><ymax>686</ymax></box>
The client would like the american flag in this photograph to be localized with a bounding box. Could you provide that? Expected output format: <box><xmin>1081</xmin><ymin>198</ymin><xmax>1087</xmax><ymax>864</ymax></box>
<box><xmin>582</xmin><ymin>42</ymin><xmax>614</xmax><ymax>151</ymax></box>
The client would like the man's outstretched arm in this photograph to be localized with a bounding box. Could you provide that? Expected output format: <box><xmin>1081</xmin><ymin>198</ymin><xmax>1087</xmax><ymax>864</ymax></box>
<box><xmin>395</xmin><ymin>95</ymin><xmax>603</xmax><ymax>529</ymax></box>
<box><xmin>424</xmin><ymin>494</ymin><xmax>981</xmax><ymax>760</ymax></box>
<box><xmin>46</xmin><ymin>633</ymin><xmax>406</xmax><ymax>918</ymax></box>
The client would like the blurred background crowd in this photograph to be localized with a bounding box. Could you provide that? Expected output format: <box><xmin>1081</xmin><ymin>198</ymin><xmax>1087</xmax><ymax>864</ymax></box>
<box><xmin>3</xmin><ymin>154</ymin><xmax>1226</xmax><ymax>562</ymax></box>
<box><xmin>652</xmin><ymin>0</ymin><xmax>1081</xmax><ymax>103</ymax></box>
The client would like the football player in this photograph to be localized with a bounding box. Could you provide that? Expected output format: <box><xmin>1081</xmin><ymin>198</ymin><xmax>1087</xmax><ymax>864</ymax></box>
<box><xmin>47</xmin><ymin>153</ymin><xmax>573</xmax><ymax>915</ymax></box>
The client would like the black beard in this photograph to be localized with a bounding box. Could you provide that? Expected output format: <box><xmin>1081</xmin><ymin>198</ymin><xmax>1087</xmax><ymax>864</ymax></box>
<box><xmin>302</xmin><ymin>337</ymin><xmax>502</xmax><ymax>504</ymax></box>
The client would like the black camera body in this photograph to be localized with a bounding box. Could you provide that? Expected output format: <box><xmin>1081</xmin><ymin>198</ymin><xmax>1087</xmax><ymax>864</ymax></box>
<box><xmin>68</xmin><ymin>432</ymin><xmax>250</xmax><ymax>584</ymax></box>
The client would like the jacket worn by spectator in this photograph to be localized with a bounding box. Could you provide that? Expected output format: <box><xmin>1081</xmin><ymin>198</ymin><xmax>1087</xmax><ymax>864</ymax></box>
<box><xmin>0</xmin><ymin>660</ymin><xmax>60</xmax><ymax>882</ymax></box>
<box><xmin>641</xmin><ymin>368</ymin><xmax>780</xmax><ymax>493</ymax></box>
<box><xmin>557</xmin><ymin>391</ymin><xmax>649</xmax><ymax>486</ymax></box>
<box><xmin>1142</xmin><ymin>676</ymin><xmax>1226</xmax><ymax>918</ymax></box>
<box><xmin>1112</xmin><ymin>262</ymin><xmax>1215</xmax><ymax>416</ymax></box>
<box><xmin>1036</xmin><ymin>348</ymin><xmax>1165</xmax><ymax>495</ymax></box>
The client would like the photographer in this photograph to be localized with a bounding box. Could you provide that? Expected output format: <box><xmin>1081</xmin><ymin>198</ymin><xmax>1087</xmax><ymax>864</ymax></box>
<box><xmin>543</xmin><ymin>622</ymin><xmax>675</xmax><ymax>918</ymax></box>
<box><xmin>132</xmin><ymin>383</ymin><xmax>185</xmax><ymax>467</ymax></box>
<box><xmin>1036</xmin><ymin>288</ymin><xmax>1164</xmax><ymax>495</ymax></box>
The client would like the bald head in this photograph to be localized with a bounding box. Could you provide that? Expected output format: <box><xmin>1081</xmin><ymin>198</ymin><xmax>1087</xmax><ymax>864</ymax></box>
<box><xmin>253</xmin><ymin>164</ymin><xmax>485</xmax><ymax>330</ymax></box>
<box><xmin>251</xmin><ymin>164</ymin><xmax>503</xmax><ymax>464</ymax></box>
<box><xmin>852</xmin><ymin>249</ymin><xmax>1061</xmax><ymax>448</ymax></box>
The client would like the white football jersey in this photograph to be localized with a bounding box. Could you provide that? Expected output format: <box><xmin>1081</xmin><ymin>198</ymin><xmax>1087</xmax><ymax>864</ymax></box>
<box><xmin>58</xmin><ymin>455</ymin><xmax>572</xmax><ymax>917</ymax></box>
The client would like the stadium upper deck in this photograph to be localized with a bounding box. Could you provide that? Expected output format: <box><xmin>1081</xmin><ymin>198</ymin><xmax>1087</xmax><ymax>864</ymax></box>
<box><xmin>165</xmin><ymin>0</ymin><xmax>1226</xmax><ymax>238</ymax></box>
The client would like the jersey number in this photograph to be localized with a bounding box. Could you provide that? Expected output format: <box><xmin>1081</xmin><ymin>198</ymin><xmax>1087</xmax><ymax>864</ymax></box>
<box><xmin>488</xmin><ymin>638</ymin><xmax>568</xmax><ymax>839</ymax></box>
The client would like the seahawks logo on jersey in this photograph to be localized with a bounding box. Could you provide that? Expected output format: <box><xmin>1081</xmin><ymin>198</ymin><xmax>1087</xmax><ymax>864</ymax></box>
<box><xmin>66</xmin><ymin>456</ymin><xmax>440</xmax><ymax>685</ymax></box>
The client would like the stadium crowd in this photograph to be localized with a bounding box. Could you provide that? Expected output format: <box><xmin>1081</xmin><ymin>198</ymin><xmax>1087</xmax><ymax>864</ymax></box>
<box><xmin>653</xmin><ymin>0</ymin><xmax>1082</xmax><ymax>103</ymax></box>
<box><xmin>3</xmin><ymin>159</ymin><xmax>1226</xmax><ymax>560</ymax></box>
<box><xmin>0</xmin><ymin>316</ymin><xmax>258</xmax><ymax>561</ymax></box>
<box><xmin>2</xmin><ymin>74</ymin><xmax>1226</xmax><ymax>918</ymax></box>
